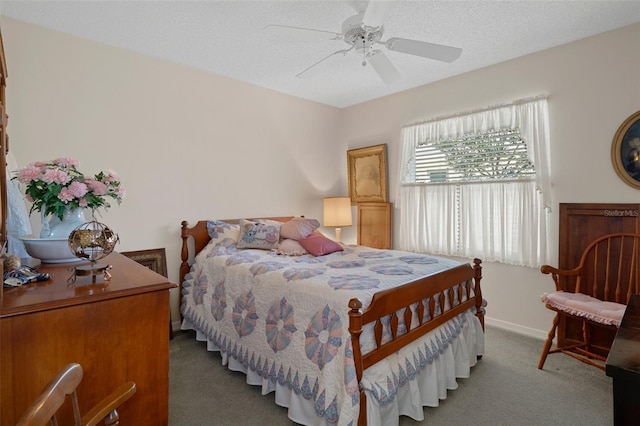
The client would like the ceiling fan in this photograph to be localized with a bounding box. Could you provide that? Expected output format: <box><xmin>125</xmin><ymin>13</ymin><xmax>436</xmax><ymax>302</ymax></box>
<box><xmin>264</xmin><ymin>1</ymin><xmax>462</xmax><ymax>84</ymax></box>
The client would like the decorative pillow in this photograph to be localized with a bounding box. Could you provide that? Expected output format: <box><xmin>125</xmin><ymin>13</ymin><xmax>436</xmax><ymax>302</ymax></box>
<box><xmin>237</xmin><ymin>219</ymin><xmax>281</xmax><ymax>250</ymax></box>
<box><xmin>298</xmin><ymin>231</ymin><xmax>344</xmax><ymax>256</ymax></box>
<box><xmin>255</xmin><ymin>218</ymin><xmax>282</xmax><ymax>226</ymax></box>
<box><xmin>207</xmin><ymin>220</ymin><xmax>240</xmax><ymax>245</ymax></box>
<box><xmin>280</xmin><ymin>217</ymin><xmax>321</xmax><ymax>240</ymax></box>
<box><xmin>273</xmin><ymin>239</ymin><xmax>309</xmax><ymax>256</ymax></box>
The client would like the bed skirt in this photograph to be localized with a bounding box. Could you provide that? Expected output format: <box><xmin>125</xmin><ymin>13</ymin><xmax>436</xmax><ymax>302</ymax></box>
<box><xmin>181</xmin><ymin>309</ymin><xmax>484</xmax><ymax>426</ymax></box>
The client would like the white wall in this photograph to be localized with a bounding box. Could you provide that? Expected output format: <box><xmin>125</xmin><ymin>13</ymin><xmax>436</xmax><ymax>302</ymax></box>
<box><xmin>340</xmin><ymin>23</ymin><xmax>640</xmax><ymax>337</ymax></box>
<box><xmin>1</xmin><ymin>17</ymin><xmax>345</xmax><ymax>323</ymax></box>
<box><xmin>3</xmin><ymin>16</ymin><xmax>639</xmax><ymax>339</ymax></box>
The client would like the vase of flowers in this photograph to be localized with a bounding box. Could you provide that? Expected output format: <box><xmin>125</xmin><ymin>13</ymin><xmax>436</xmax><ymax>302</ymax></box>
<box><xmin>15</xmin><ymin>157</ymin><xmax>125</xmax><ymax>238</ymax></box>
<box><xmin>39</xmin><ymin>206</ymin><xmax>87</xmax><ymax>238</ymax></box>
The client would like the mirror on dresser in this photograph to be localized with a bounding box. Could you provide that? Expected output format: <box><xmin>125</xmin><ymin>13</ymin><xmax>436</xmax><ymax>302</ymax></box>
<box><xmin>0</xmin><ymin>29</ymin><xmax>8</xmax><ymax>299</ymax></box>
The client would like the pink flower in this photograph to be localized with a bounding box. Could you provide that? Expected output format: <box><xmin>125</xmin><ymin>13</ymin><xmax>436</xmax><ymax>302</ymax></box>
<box><xmin>103</xmin><ymin>170</ymin><xmax>120</xmax><ymax>183</ymax></box>
<box><xmin>53</xmin><ymin>157</ymin><xmax>80</xmax><ymax>168</ymax></box>
<box><xmin>15</xmin><ymin>157</ymin><xmax>124</xmax><ymax>220</ymax></box>
<box><xmin>42</xmin><ymin>169</ymin><xmax>70</xmax><ymax>185</ymax></box>
<box><xmin>68</xmin><ymin>181</ymin><xmax>88</xmax><ymax>198</ymax></box>
<box><xmin>86</xmin><ymin>179</ymin><xmax>107</xmax><ymax>195</ymax></box>
<box><xmin>16</xmin><ymin>165</ymin><xmax>42</xmax><ymax>184</ymax></box>
<box><xmin>57</xmin><ymin>187</ymin><xmax>74</xmax><ymax>202</ymax></box>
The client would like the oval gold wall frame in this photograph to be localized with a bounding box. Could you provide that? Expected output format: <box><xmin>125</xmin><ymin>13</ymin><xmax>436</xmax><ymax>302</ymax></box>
<box><xmin>611</xmin><ymin>110</ymin><xmax>640</xmax><ymax>189</ymax></box>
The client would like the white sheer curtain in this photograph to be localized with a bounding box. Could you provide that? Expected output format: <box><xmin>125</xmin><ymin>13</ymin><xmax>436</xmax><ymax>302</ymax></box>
<box><xmin>6</xmin><ymin>151</ymin><xmax>33</xmax><ymax>258</ymax></box>
<box><xmin>397</xmin><ymin>97</ymin><xmax>551</xmax><ymax>267</ymax></box>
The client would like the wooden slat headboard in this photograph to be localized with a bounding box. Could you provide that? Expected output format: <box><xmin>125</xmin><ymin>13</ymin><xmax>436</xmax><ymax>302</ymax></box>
<box><xmin>179</xmin><ymin>217</ymin><xmax>295</xmax><ymax>313</ymax></box>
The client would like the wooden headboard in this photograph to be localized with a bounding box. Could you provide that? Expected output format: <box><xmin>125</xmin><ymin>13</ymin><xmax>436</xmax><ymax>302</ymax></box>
<box><xmin>179</xmin><ymin>217</ymin><xmax>295</xmax><ymax>311</ymax></box>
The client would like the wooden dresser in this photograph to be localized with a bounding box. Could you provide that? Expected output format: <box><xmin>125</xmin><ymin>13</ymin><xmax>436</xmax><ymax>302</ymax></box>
<box><xmin>357</xmin><ymin>202</ymin><xmax>392</xmax><ymax>249</ymax></box>
<box><xmin>0</xmin><ymin>252</ymin><xmax>176</xmax><ymax>425</ymax></box>
<box><xmin>606</xmin><ymin>294</ymin><xmax>640</xmax><ymax>425</ymax></box>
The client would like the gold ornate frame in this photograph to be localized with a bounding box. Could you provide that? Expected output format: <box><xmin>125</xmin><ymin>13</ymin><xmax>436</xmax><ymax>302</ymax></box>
<box><xmin>121</xmin><ymin>248</ymin><xmax>168</xmax><ymax>278</ymax></box>
<box><xmin>347</xmin><ymin>144</ymin><xmax>388</xmax><ymax>203</ymax></box>
<box><xmin>611</xmin><ymin>110</ymin><xmax>640</xmax><ymax>189</ymax></box>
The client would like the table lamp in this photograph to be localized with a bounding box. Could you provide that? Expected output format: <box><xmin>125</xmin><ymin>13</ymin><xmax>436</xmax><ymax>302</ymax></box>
<box><xmin>323</xmin><ymin>196</ymin><xmax>352</xmax><ymax>242</ymax></box>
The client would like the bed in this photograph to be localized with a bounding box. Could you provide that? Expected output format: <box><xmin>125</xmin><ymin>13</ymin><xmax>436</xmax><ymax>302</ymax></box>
<box><xmin>179</xmin><ymin>217</ymin><xmax>485</xmax><ymax>426</ymax></box>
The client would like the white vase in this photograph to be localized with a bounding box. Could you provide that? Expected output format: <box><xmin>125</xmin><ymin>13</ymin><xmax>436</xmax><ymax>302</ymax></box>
<box><xmin>40</xmin><ymin>207</ymin><xmax>87</xmax><ymax>238</ymax></box>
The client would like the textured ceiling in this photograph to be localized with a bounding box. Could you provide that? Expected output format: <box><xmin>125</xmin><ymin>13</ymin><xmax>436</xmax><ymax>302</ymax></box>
<box><xmin>1</xmin><ymin>0</ymin><xmax>640</xmax><ymax>108</ymax></box>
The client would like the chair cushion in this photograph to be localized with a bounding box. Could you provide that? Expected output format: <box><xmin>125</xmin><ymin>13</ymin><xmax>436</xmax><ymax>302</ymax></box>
<box><xmin>541</xmin><ymin>291</ymin><xmax>625</xmax><ymax>327</ymax></box>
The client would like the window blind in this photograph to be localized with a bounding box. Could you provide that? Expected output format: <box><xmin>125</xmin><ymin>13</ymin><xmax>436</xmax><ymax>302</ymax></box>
<box><xmin>413</xmin><ymin>128</ymin><xmax>535</xmax><ymax>183</ymax></box>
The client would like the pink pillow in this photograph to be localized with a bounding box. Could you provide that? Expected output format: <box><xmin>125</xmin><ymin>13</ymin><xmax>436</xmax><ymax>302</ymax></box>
<box><xmin>298</xmin><ymin>232</ymin><xmax>344</xmax><ymax>256</ymax></box>
<box><xmin>280</xmin><ymin>217</ymin><xmax>320</xmax><ymax>240</ymax></box>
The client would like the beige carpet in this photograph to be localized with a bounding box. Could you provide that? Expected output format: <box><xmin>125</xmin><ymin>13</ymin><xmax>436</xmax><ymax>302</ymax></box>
<box><xmin>169</xmin><ymin>325</ymin><xmax>612</xmax><ymax>425</ymax></box>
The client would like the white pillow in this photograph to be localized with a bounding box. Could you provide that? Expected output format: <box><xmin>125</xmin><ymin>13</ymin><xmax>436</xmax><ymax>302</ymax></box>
<box><xmin>207</xmin><ymin>220</ymin><xmax>240</xmax><ymax>245</ymax></box>
<box><xmin>273</xmin><ymin>239</ymin><xmax>309</xmax><ymax>256</ymax></box>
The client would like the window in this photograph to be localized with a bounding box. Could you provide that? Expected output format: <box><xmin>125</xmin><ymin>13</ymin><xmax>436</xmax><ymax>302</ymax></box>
<box><xmin>398</xmin><ymin>98</ymin><xmax>551</xmax><ymax>267</ymax></box>
<box><xmin>413</xmin><ymin>128</ymin><xmax>535</xmax><ymax>183</ymax></box>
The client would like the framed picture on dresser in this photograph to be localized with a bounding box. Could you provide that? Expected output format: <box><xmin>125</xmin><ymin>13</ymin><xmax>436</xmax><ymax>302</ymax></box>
<box><xmin>347</xmin><ymin>143</ymin><xmax>388</xmax><ymax>203</ymax></box>
<box><xmin>121</xmin><ymin>248</ymin><xmax>168</xmax><ymax>278</ymax></box>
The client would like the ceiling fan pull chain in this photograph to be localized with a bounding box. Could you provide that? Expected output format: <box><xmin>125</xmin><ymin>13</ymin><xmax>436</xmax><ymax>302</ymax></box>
<box><xmin>362</xmin><ymin>42</ymin><xmax>367</xmax><ymax>67</ymax></box>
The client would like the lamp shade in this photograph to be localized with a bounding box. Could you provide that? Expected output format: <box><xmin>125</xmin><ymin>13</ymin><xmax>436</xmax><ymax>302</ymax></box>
<box><xmin>323</xmin><ymin>197</ymin><xmax>353</xmax><ymax>227</ymax></box>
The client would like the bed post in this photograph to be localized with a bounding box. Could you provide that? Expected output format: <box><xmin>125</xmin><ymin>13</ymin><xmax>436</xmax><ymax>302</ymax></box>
<box><xmin>473</xmin><ymin>258</ymin><xmax>484</xmax><ymax>330</ymax></box>
<box><xmin>348</xmin><ymin>298</ymin><xmax>367</xmax><ymax>426</ymax></box>
<box><xmin>179</xmin><ymin>220</ymin><xmax>192</xmax><ymax>319</ymax></box>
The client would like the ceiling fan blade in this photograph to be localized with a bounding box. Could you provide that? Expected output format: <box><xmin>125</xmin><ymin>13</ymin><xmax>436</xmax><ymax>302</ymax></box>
<box><xmin>296</xmin><ymin>48</ymin><xmax>352</xmax><ymax>79</ymax></box>
<box><xmin>385</xmin><ymin>37</ymin><xmax>462</xmax><ymax>63</ymax></box>
<box><xmin>263</xmin><ymin>24</ymin><xmax>342</xmax><ymax>41</ymax></box>
<box><xmin>362</xmin><ymin>0</ymin><xmax>395</xmax><ymax>29</ymax></box>
<box><xmin>367</xmin><ymin>50</ymin><xmax>401</xmax><ymax>85</ymax></box>
<box><xmin>349</xmin><ymin>0</ymin><xmax>368</xmax><ymax>13</ymax></box>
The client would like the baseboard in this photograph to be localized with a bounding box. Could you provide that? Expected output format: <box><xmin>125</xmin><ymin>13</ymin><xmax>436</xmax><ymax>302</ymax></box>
<box><xmin>172</xmin><ymin>320</ymin><xmax>182</xmax><ymax>332</ymax></box>
<box><xmin>484</xmin><ymin>316</ymin><xmax>547</xmax><ymax>341</ymax></box>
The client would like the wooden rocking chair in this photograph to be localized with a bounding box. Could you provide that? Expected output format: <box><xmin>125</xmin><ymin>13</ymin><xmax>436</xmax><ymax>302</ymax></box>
<box><xmin>16</xmin><ymin>363</ymin><xmax>137</xmax><ymax>426</ymax></box>
<box><xmin>538</xmin><ymin>233</ymin><xmax>640</xmax><ymax>370</ymax></box>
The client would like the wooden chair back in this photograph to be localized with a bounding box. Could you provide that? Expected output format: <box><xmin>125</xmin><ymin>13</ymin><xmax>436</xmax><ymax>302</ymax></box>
<box><xmin>538</xmin><ymin>233</ymin><xmax>640</xmax><ymax>370</ymax></box>
<box><xmin>573</xmin><ymin>233</ymin><xmax>640</xmax><ymax>304</ymax></box>
<box><xmin>17</xmin><ymin>363</ymin><xmax>83</xmax><ymax>426</ymax></box>
<box><xmin>16</xmin><ymin>363</ymin><xmax>136</xmax><ymax>426</ymax></box>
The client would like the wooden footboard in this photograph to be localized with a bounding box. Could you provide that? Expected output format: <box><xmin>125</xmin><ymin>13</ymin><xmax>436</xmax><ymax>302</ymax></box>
<box><xmin>348</xmin><ymin>258</ymin><xmax>483</xmax><ymax>426</ymax></box>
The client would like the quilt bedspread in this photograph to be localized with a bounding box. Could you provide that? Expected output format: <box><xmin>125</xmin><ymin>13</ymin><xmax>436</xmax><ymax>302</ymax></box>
<box><xmin>181</xmin><ymin>233</ymin><xmax>477</xmax><ymax>426</ymax></box>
